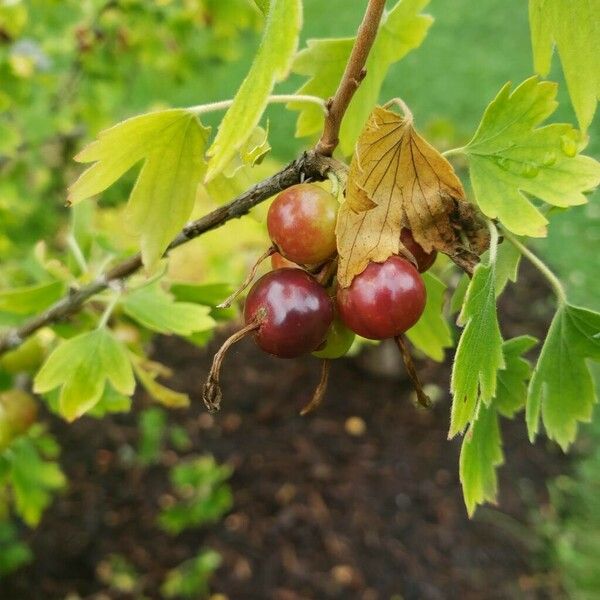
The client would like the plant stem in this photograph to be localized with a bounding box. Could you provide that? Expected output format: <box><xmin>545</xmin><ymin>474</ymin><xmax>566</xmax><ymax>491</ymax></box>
<box><xmin>316</xmin><ymin>0</ymin><xmax>387</xmax><ymax>155</ymax></box>
<box><xmin>488</xmin><ymin>220</ymin><xmax>499</xmax><ymax>265</ymax></box>
<box><xmin>442</xmin><ymin>147</ymin><xmax>465</xmax><ymax>158</ymax></box>
<box><xmin>502</xmin><ymin>228</ymin><xmax>568</xmax><ymax>305</ymax></box>
<box><xmin>97</xmin><ymin>293</ymin><xmax>120</xmax><ymax>329</ymax></box>
<box><xmin>188</xmin><ymin>94</ymin><xmax>327</xmax><ymax>116</ymax></box>
<box><xmin>395</xmin><ymin>335</ymin><xmax>431</xmax><ymax>408</ymax></box>
<box><xmin>66</xmin><ymin>234</ymin><xmax>88</xmax><ymax>275</ymax></box>
<box><xmin>300</xmin><ymin>359</ymin><xmax>331</xmax><ymax>416</ymax></box>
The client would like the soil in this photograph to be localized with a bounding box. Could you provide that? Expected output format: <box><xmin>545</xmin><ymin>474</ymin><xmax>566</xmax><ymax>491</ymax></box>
<box><xmin>2</xmin><ymin>267</ymin><xmax>567</xmax><ymax>600</ymax></box>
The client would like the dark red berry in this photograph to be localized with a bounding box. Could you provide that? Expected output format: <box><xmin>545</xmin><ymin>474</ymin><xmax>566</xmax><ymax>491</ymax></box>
<box><xmin>400</xmin><ymin>229</ymin><xmax>437</xmax><ymax>273</ymax></box>
<box><xmin>267</xmin><ymin>183</ymin><xmax>338</xmax><ymax>265</ymax></box>
<box><xmin>244</xmin><ymin>268</ymin><xmax>333</xmax><ymax>358</ymax></box>
<box><xmin>337</xmin><ymin>256</ymin><xmax>426</xmax><ymax>340</ymax></box>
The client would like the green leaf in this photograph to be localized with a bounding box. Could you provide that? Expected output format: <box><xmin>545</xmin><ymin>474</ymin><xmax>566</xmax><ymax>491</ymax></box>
<box><xmin>529</xmin><ymin>0</ymin><xmax>600</xmax><ymax>132</ymax></box>
<box><xmin>290</xmin><ymin>0</ymin><xmax>432</xmax><ymax>154</ymax></box>
<box><xmin>495</xmin><ymin>336</ymin><xmax>537</xmax><ymax>418</ymax></box>
<box><xmin>206</xmin><ymin>0</ymin><xmax>301</xmax><ymax>180</ymax></box>
<box><xmin>527</xmin><ymin>304</ymin><xmax>600</xmax><ymax>450</ymax></box>
<box><xmin>8</xmin><ymin>436</ymin><xmax>66</xmax><ymax>527</ymax></box>
<box><xmin>68</xmin><ymin>110</ymin><xmax>210</xmax><ymax>267</ymax></box>
<box><xmin>459</xmin><ymin>404</ymin><xmax>503</xmax><ymax>517</ymax></box>
<box><xmin>132</xmin><ymin>357</ymin><xmax>190</xmax><ymax>408</ymax></box>
<box><xmin>34</xmin><ymin>328</ymin><xmax>135</xmax><ymax>421</ymax></box>
<box><xmin>161</xmin><ymin>550</ymin><xmax>222</xmax><ymax>599</ymax></box>
<box><xmin>406</xmin><ymin>272</ymin><xmax>452</xmax><ymax>361</ymax></box>
<box><xmin>0</xmin><ymin>281</ymin><xmax>66</xmax><ymax>315</ymax></box>
<box><xmin>464</xmin><ymin>78</ymin><xmax>600</xmax><ymax>237</ymax></box>
<box><xmin>450</xmin><ymin>261</ymin><xmax>505</xmax><ymax>437</ymax></box>
<box><xmin>170</xmin><ymin>282</ymin><xmax>235</xmax><ymax>306</ymax></box>
<box><xmin>253</xmin><ymin>0</ymin><xmax>270</xmax><ymax>15</ymax></box>
<box><xmin>122</xmin><ymin>283</ymin><xmax>216</xmax><ymax>336</ymax></box>
<box><xmin>88</xmin><ymin>385</ymin><xmax>132</xmax><ymax>418</ymax></box>
<box><xmin>0</xmin><ymin>521</ymin><xmax>33</xmax><ymax>577</ymax></box>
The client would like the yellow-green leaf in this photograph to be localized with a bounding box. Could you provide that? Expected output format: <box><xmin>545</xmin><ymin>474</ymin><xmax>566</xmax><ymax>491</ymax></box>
<box><xmin>0</xmin><ymin>281</ymin><xmax>66</xmax><ymax>315</ymax></box>
<box><xmin>122</xmin><ymin>283</ymin><xmax>216</xmax><ymax>336</ymax></box>
<box><xmin>529</xmin><ymin>0</ymin><xmax>600</xmax><ymax>132</ymax></box>
<box><xmin>464</xmin><ymin>78</ymin><xmax>600</xmax><ymax>237</ymax></box>
<box><xmin>290</xmin><ymin>0</ymin><xmax>432</xmax><ymax>154</ymax></box>
<box><xmin>34</xmin><ymin>329</ymin><xmax>135</xmax><ymax>421</ymax></box>
<box><xmin>206</xmin><ymin>0</ymin><xmax>301</xmax><ymax>180</ymax></box>
<box><xmin>69</xmin><ymin>109</ymin><xmax>210</xmax><ymax>267</ymax></box>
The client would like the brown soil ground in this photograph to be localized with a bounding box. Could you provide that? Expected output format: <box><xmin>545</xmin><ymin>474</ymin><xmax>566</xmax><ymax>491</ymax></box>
<box><xmin>2</xmin><ymin>268</ymin><xmax>567</xmax><ymax>600</ymax></box>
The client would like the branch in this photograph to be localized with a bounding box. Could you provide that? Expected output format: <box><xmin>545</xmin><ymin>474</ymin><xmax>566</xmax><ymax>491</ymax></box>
<box><xmin>315</xmin><ymin>0</ymin><xmax>386</xmax><ymax>156</ymax></box>
<box><xmin>0</xmin><ymin>152</ymin><xmax>343</xmax><ymax>357</ymax></box>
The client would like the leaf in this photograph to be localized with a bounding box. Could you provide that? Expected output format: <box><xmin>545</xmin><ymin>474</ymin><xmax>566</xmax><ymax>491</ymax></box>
<box><xmin>406</xmin><ymin>272</ymin><xmax>452</xmax><ymax>361</ymax></box>
<box><xmin>529</xmin><ymin>0</ymin><xmax>600</xmax><ymax>133</ymax></box>
<box><xmin>0</xmin><ymin>281</ymin><xmax>66</xmax><ymax>315</ymax></box>
<box><xmin>8</xmin><ymin>436</ymin><xmax>66</xmax><ymax>527</ymax></box>
<box><xmin>34</xmin><ymin>328</ymin><xmax>135</xmax><ymax>421</ymax></box>
<box><xmin>88</xmin><ymin>385</ymin><xmax>132</xmax><ymax>418</ymax></box>
<box><xmin>122</xmin><ymin>283</ymin><xmax>216</xmax><ymax>336</ymax></box>
<box><xmin>253</xmin><ymin>0</ymin><xmax>270</xmax><ymax>15</ymax></box>
<box><xmin>290</xmin><ymin>0</ymin><xmax>433</xmax><ymax>154</ymax></box>
<box><xmin>464</xmin><ymin>78</ymin><xmax>600</xmax><ymax>237</ymax></box>
<box><xmin>68</xmin><ymin>110</ymin><xmax>211</xmax><ymax>267</ymax></box>
<box><xmin>170</xmin><ymin>282</ymin><xmax>235</xmax><ymax>306</ymax></box>
<box><xmin>450</xmin><ymin>261</ymin><xmax>505</xmax><ymax>437</ymax></box>
<box><xmin>336</xmin><ymin>105</ymin><xmax>489</xmax><ymax>288</ymax></box>
<box><xmin>495</xmin><ymin>336</ymin><xmax>537</xmax><ymax>418</ymax></box>
<box><xmin>132</xmin><ymin>357</ymin><xmax>190</xmax><ymax>408</ymax></box>
<box><xmin>206</xmin><ymin>0</ymin><xmax>301</xmax><ymax>180</ymax></box>
<box><xmin>527</xmin><ymin>304</ymin><xmax>600</xmax><ymax>450</ymax></box>
<box><xmin>459</xmin><ymin>404</ymin><xmax>503</xmax><ymax>517</ymax></box>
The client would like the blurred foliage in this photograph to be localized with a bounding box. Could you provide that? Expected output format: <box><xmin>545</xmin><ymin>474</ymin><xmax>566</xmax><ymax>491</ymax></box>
<box><xmin>161</xmin><ymin>549</ymin><xmax>222</xmax><ymax>599</ymax></box>
<box><xmin>158</xmin><ymin>455</ymin><xmax>233</xmax><ymax>535</ymax></box>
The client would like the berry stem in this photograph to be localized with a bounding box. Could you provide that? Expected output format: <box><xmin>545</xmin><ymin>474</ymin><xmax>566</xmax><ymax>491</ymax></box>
<box><xmin>502</xmin><ymin>228</ymin><xmax>568</xmax><ymax>305</ymax></box>
<box><xmin>395</xmin><ymin>336</ymin><xmax>431</xmax><ymax>408</ymax></box>
<box><xmin>217</xmin><ymin>246</ymin><xmax>276</xmax><ymax>309</ymax></box>
<box><xmin>203</xmin><ymin>320</ymin><xmax>261</xmax><ymax>412</ymax></box>
<box><xmin>188</xmin><ymin>94</ymin><xmax>327</xmax><ymax>116</ymax></box>
<box><xmin>300</xmin><ymin>359</ymin><xmax>331</xmax><ymax>416</ymax></box>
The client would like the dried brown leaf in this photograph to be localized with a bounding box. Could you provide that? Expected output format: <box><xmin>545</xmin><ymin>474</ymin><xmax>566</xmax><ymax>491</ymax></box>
<box><xmin>336</xmin><ymin>105</ymin><xmax>489</xmax><ymax>287</ymax></box>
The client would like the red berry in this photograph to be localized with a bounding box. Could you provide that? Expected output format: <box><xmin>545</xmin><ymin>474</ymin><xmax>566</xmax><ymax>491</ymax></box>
<box><xmin>337</xmin><ymin>256</ymin><xmax>426</xmax><ymax>340</ymax></box>
<box><xmin>400</xmin><ymin>229</ymin><xmax>437</xmax><ymax>273</ymax></box>
<box><xmin>244</xmin><ymin>268</ymin><xmax>333</xmax><ymax>358</ymax></box>
<box><xmin>267</xmin><ymin>183</ymin><xmax>338</xmax><ymax>265</ymax></box>
<box><xmin>270</xmin><ymin>251</ymin><xmax>302</xmax><ymax>270</ymax></box>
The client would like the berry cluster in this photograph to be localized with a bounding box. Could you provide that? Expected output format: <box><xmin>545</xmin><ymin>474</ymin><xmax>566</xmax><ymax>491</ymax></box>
<box><xmin>204</xmin><ymin>183</ymin><xmax>437</xmax><ymax>412</ymax></box>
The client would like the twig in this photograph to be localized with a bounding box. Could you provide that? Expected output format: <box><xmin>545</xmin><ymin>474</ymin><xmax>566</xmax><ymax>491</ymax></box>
<box><xmin>300</xmin><ymin>359</ymin><xmax>331</xmax><ymax>415</ymax></box>
<box><xmin>395</xmin><ymin>335</ymin><xmax>431</xmax><ymax>408</ymax></box>
<box><xmin>203</xmin><ymin>320</ymin><xmax>261</xmax><ymax>412</ymax></box>
<box><xmin>217</xmin><ymin>246</ymin><xmax>275</xmax><ymax>308</ymax></box>
<box><xmin>316</xmin><ymin>0</ymin><xmax>386</xmax><ymax>155</ymax></box>
<box><xmin>0</xmin><ymin>152</ymin><xmax>341</xmax><ymax>357</ymax></box>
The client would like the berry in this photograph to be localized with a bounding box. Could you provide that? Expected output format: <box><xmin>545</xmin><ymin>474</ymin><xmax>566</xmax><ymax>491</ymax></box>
<box><xmin>267</xmin><ymin>183</ymin><xmax>338</xmax><ymax>265</ymax></box>
<box><xmin>244</xmin><ymin>268</ymin><xmax>333</xmax><ymax>358</ymax></box>
<box><xmin>270</xmin><ymin>251</ymin><xmax>302</xmax><ymax>270</ymax></box>
<box><xmin>400</xmin><ymin>228</ymin><xmax>437</xmax><ymax>273</ymax></box>
<box><xmin>313</xmin><ymin>316</ymin><xmax>355</xmax><ymax>359</ymax></box>
<box><xmin>337</xmin><ymin>256</ymin><xmax>426</xmax><ymax>340</ymax></box>
<box><xmin>0</xmin><ymin>390</ymin><xmax>38</xmax><ymax>451</ymax></box>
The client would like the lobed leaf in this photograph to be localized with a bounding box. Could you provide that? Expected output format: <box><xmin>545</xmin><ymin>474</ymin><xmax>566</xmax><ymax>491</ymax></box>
<box><xmin>0</xmin><ymin>281</ymin><xmax>66</xmax><ymax>315</ymax></box>
<box><xmin>122</xmin><ymin>283</ymin><xmax>216</xmax><ymax>336</ymax></box>
<box><xmin>290</xmin><ymin>0</ymin><xmax>433</xmax><ymax>154</ymax></box>
<box><xmin>406</xmin><ymin>272</ymin><xmax>452</xmax><ymax>361</ymax></box>
<box><xmin>69</xmin><ymin>109</ymin><xmax>211</xmax><ymax>267</ymax></box>
<box><xmin>529</xmin><ymin>0</ymin><xmax>600</xmax><ymax>133</ymax></box>
<box><xmin>206</xmin><ymin>0</ymin><xmax>301</xmax><ymax>180</ymax></box>
<box><xmin>527</xmin><ymin>304</ymin><xmax>600</xmax><ymax>450</ymax></box>
<box><xmin>465</xmin><ymin>78</ymin><xmax>600</xmax><ymax>237</ymax></box>
<box><xmin>495</xmin><ymin>336</ymin><xmax>537</xmax><ymax>418</ymax></box>
<box><xmin>34</xmin><ymin>328</ymin><xmax>135</xmax><ymax>421</ymax></box>
<box><xmin>450</xmin><ymin>261</ymin><xmax>504</xmax><ymax>437</ymax></box>
<box><xmin>459</xmin><ymin>404</ymin><xmax>503</xmax><ymax>517</ymax></box>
